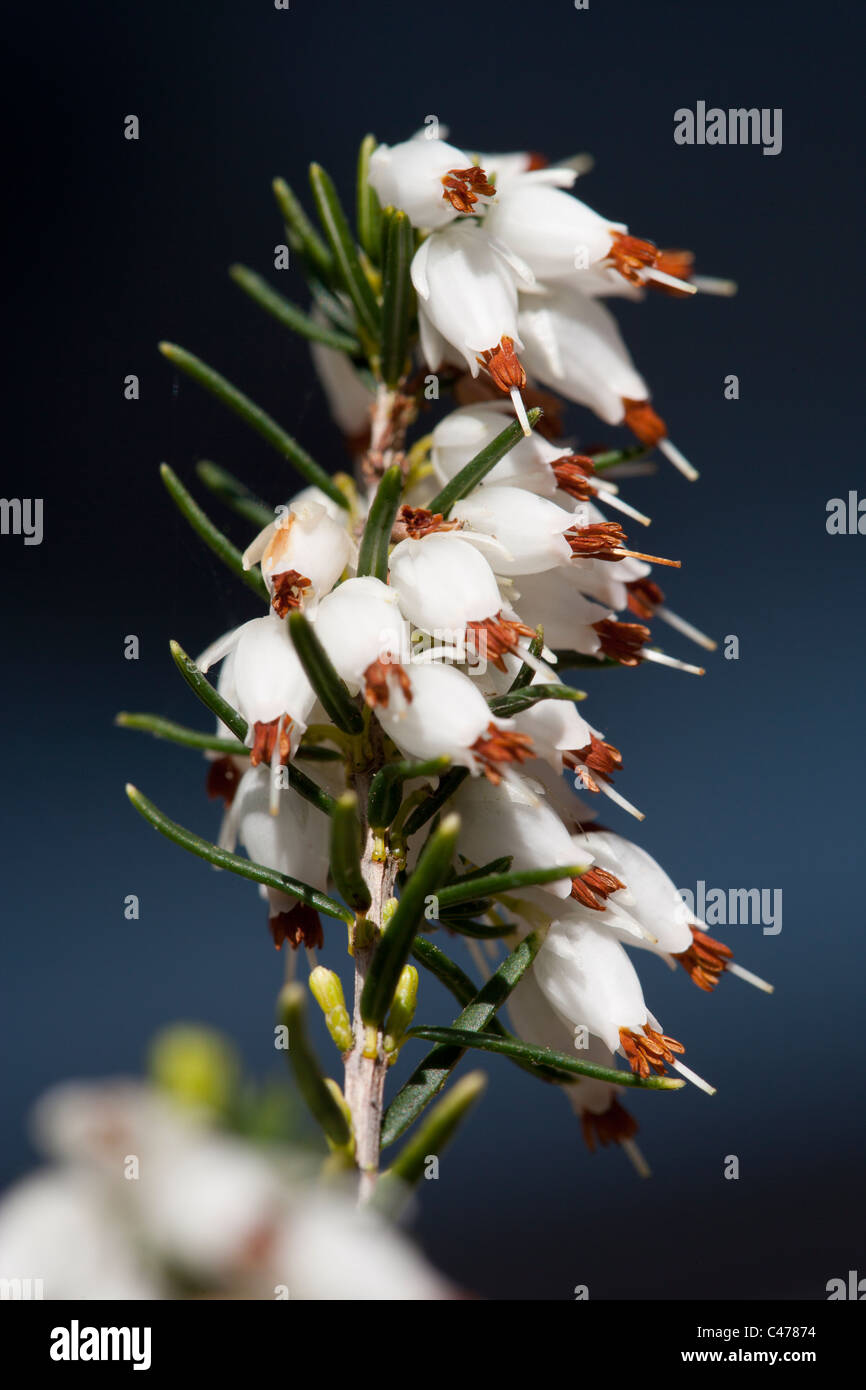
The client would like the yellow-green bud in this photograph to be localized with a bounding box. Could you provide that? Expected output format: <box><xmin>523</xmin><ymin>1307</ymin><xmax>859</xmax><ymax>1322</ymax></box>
<box><xmin>309</xmin><ymin>967</ymin><xmax>353</xmax><ymax>1053</ymax></box>
<box><xmin>148</xmin><ymin>1024</ymin><xmax>239</xmax><ymax>1115</ymax></box>
<box><xmin>383</xmin><ymin>964</ymin><xmax>419</xmax><ymax>1057</ymax></box>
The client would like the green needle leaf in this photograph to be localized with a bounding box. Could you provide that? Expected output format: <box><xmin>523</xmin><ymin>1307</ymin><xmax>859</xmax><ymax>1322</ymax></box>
<box><xmin>116</xmin><ymin>712</ymin><xmax>246</xmax><ymax>756</ymax></box>
<box><xmin>159</xmin><ymin>463</ymin><xmax>268</xmax><ymax>601</ymax></box>
<box><xmin>356</xmin><ymin>463</ymin><xmax>403</xmax><ymax>581</ymax></box>
<box><xmin>367</xmin><ymin>756</ymin><xmax>451</xmax><ymax>832</ymax></box>
<box><xmin>487</xmin><ymin>683</ymin><xmax>587</xmax><ymax>718</ymax></box>
<box><xmin>356</xmin><ymin>134</ymin><xmax>383</xmax><ymax>262</ymax></box>
<box><xmin>330</xmin><ymin>792</ymin><xmax>371</xmax><ymax>914</ymax></box>
<box><xmin>167</xmin><ymin>641</ymin><xmax>334</xmax><ymax>815</ymax></box>
<box><xmin>589</xmin><ymin>444</ymin><xmax>650</xmax><ymax>472</ymax></box>
<box><xmin>272</xmin><ymin>177</ymin><xmax>333</xmax><ymax>282</ymax></box>
<box><xmin>170</xmin><ymin>640</ymin><xmax>247</xmax><ymax>742</ymax></box>
<box><xmin>277</xmin><ymin>984</ymin><xmax>352</xmax><ymax>1147</ymax></box>
<box><xmin>229</xmin><ymin>265</ymin><xmax>361</xmax><ymax>354</ymax></box>
<box><xmin>287</xmin><ymin>612</ymin><xmax>365</xmax><ymax>735</ymax></box>
<box><xmin>377</xmin><ymin>1072</ymin><xmax>486</xmax><ymax>1204</ymax></box>
<box><xmin>427</xmin><ymin>409</ymin><xmax>543</xmax><ymax>516</ymax></box>
<box><xmin>309</xmin><ymin>163</ymin><xmax>381</xmax><ymax>343</ymax></box>
<box><xmin>380</xmin><ymin>208</ymin><xmax>415</xmax><ymax>387</ymax></box>
<box><xmin>195</xmin><ymin>460</ymin><xmax>275</xmax><ymax>529</ymax></box>
<box><xmin>405</xmin><ymin>1028</ymin><xmax>686</xmax><ymax>1090</ymax></box>
<box><xmin>361</xmin><ymin>813</ymin><xmax>460</xmax><ymax>1028</ymax></box>
<box><xmin>126</xmin><ymin>785</ymin><xmax>352</xmax><ymax>923</ymax></box>
<box><xmin>381</xmin><ymin>932</ymin><xmax>542</xmax><ymax>1147</ymax></box>
<box><xmin>158</xmin><ymin>342</ymin><xmax>348</xmax><ymax>511</ymax></box>
<box><xmin>400</xmin><ymin>767</ymin><xmax>469</xmax><ymax>839</ymax></box>
<box><xmin>507</xmin><ymin>627</ymin><xmax>544</xmax><ymax>692</ymax></box>
<box><xmin>435</xmin><ymin>863</ymin><xmax>588</xmax><ymax>912</ymax></box>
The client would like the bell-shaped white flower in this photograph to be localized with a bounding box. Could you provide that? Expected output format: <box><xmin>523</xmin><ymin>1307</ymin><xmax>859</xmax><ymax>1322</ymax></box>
<box><xmin>518</xmin><ymin>287</ymin><xmax>698</xmax><ymax>479</ymax></box>
<box><xmin>368</xmin><ymin>136</ymin><xmax>495</xmax><ymax>231</ymax></box>
<box><xmin>230</xmin><ymin>763</ymin><xmax>330</xmax><ymax>948</ymax></box>
<box><xmin>533</xmin><ymin>913</ymin><xmax>714</xmax><ymax>1092</ymax></box>
<box><xmin>310</xmin><ymin>311</ymin><xmax>375</xmax><ymax>444</ymax></box>
<box><xmin>412</xmin><ymin>221</ymin><xmax>534</xmax><ymax>434</ymax></box>
<box><xmin>451</xmin><ymin>486</ymin><xmax>575</xmax><ymax>575</ymax></box>
<box><xmin>310</xmin><ymin>576</ymin><xmax>411</xmax><ymax>703</ymax></box>
<box><xmin>388</xmin><ymin>531</ymin><xmax>535</xmax><ymax>669</ymax></box>
<box><xmin>453</xmin><ymin>771</ymin><xmax>591</xmax><ymax>898</ymax></box>
<box><xmin>203</xmin><ymin>613</ymin><xmax>316</xmax><ymax>769</ymax></box>
<box><xmin>486</xmin><ymin>169</ymin><xmax>694</xmax><ymax>294</ymax></box>
<box><xmin>243</xmin><ymin>498</ymin><xmax>353</xmax><ymax>617</ymax></box>
<box><xmin>374</xmin><ymin>660</ymin><xmax>534</xmax><ymax>781</ymax></box>
<box><xmin>510</xmin><ymin>566</ymin><xmax>612</xmax><ymax>654</ymax></box>
<box><xmin>507</xmin><ymin>967</ymin><xmax>647</xmax><ymax>1171</ymax></box>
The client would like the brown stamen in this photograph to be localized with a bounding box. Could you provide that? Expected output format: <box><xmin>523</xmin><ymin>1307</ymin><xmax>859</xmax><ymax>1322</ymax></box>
<box><xmin>674</xmin><ymin>926</ymin><xmax>734</xmax><ymax>993</ymax></box>
<box><xmin>651</xmin><ymin>248</ymin><xmax>697</xmax><ymax>296</ymax></box>
<box><xmin>270</xmin><ymin>568</ymin><xmax>311</xmax><ymax>619</ymax></box>
<box><xmin>566</xmin><ymin>522</ymin><xmax>680</xmax><ymax>568</ymax></box>
<box><xmin>206</xmin><ymin>755</ymin><xmax>242</xmax><ymax>807</ymax></box>
<box><xmin>568</xmin><ymin>733</ymin><xmax>623</xmax><ymax>784</ymax></box>
<box><xmin>441</xmin><ymin>165</ymin><xmax>496</xmax><ymax>214</ymax></box>
<box><xmin>477</xmin><ymin>336</ymin><xmax>526</xmax><ymax>393</ymax></box>
<box><xmin>552</xmin><ymin>454</ymin><xmax>598</xmax><ymax>502</ymax></box>
<box><xmin>608</xmin><ymin>231</ymin><xmax>660</xmax><ymax>286</ymax></box>
<box><xmin>465</xmin><ymin>613</ymin><xmax>536</xmax><ymax>672</ymax></box>
<box><xmin>391</xmin><ymin>505</ymin><xmax>461</xmax><ymax>542</ymax></box>
<box><xmin>363</xmin><ymin>656</ymin><xmax>412</xmax><ymax>710</ymax></box>
<box><xmin>570</xmin><ymin>866</ymin><xmax>625</xmax><ymax>910</ymax></box>
<box><xmin>581</xmin><ymin>1098</ymin><xmax>639</xmax><ymax>1153</ymax></box>
<box><xmin>470</xmin><ymin>722</ymin><xmax>534</xmax><ymax>784</ymax></box>
<box><xmin>626</xmin><ymin>577</ymin><xmax>665</xmax><ymax>620</ymax></box>
<box><xmin>592</xmin><ymin>618</ymin><xmax>649</xmax><ymax>667</ymax></box>
<box><xmin>622</xmin><ymin>398</ymin><xmax>667</xmax><ymax>448</ymax></box>
<box><xmin>619</xmin><ymin>1025</ymin><xmax>685</xmax><ymax>1078</ymax></box>
<box><xmin>269</xmin><ymin>903</ymin><xmax>324</xmax><ymax>951</ymax></box>
<box><xmin>250</xmin><ymin>715</ymin><xmax>294</xmax><ymax>768</ymax></box>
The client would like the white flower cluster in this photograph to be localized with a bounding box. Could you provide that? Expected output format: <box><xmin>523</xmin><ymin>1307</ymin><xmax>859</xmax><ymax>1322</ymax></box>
<box><xmin>189</xmin><ymin>132</ymin><xmax>765</xmax><ymax>1163</ymax></box>
<box><xmin>370</xmin><ymin>131</ymin><xmax>711</xmax><ymax>475</ymax></box>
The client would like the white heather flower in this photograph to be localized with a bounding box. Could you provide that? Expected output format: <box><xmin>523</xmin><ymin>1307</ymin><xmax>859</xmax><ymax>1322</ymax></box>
<box><xmin>533</xmin><ymin>913</ymin><xmax>714</xmax><ymax>1092</ymax></box>
<box><xmin>451</xmin><ymin>486</ymin><xmax>577</xmax><ymax>575</ymax></box>
<box><xmin>518</xmin><ymin>287</ymin><xmax>698</xmax><ymax>479</ymax></box>
<box><xmin>431</xmin><ymin>402</ymin><xmax>650</xmax><ymax>525</ymax></box>
<box><xmin>411</xmin><ymin>221</ymin><xmax>534</xmax><ymax>433</ymax></box>
<box><xmin>486</xmin><ymin>168</ymin><xmax>694</xmax><ymax>293</ymax></box>
<box><xmin>310</xmin><ymin>576</ymin><xmax>411</xmax><ymax>702</ymax></box>
<box><xmin>453</xmin><ymin>772</ymin><xmax>591</xmax><ymax>898</ymax></box>
<box><xmin>507</xmin><ymin>967</ymin><xmax>647</xmax><ymax>1170</ymax></box>
<box><xmin>368</xmin><ymin>136</ymin><xmax>495</xmax><ymax>231</ymax></box>
<box><xmin>0</xmin><ymin>1168</ymin><xmax>163</xmax><ymax>1300</ymax></box>
<box><xmin>202</xmin><ymin>613</ymin><xmax>316</xmax><ymax>769</ymax></box>
<box><xmin>374</xmin><ymin>661</ymin><xmax>534</xmax><ymax>781</ymax></box>
<box><xmin>230</xmin><ymin>763</ymin><xmax>330</xmax><ymax>948</ymax></box>
<box><xmin>509</xmin><ymin>566</ymin><xmax>613</xmax><ymax>654</ymax></box>
<box><xmin>243</xmin><ymin>498</ymin><xmax>353</xmax><ymax>617</ymax></box>
<box><xmin>388</xmin><ymin>531</ymin><xmax>535</xmax><ymax>668</ymax></box>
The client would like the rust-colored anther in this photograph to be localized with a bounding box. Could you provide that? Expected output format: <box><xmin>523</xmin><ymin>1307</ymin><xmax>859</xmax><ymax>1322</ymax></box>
<box><xmin>269</xmin><ymin>903</ymin><xmax>324</xmax><ymax>951</ymax></box>
<box><xmin>250</xmin><ymin>715</ymin><xmax>293</xmax><ymax>768</ymax></box>
<box><xmin>592</xmin><ymin>618</ymin><xmax>649</xmax><ymax>667</ymax></box>
<box><xmin>206</xmin><ymin>755</ymin><xmax>242</xmax><ymax>807</ymax></box>
<box><xmin>626</xmin><ymin>577</ymin><xmax>665</xmax><ymax>620</ymax></box>
<box><xmin>465</xmin><ymin>613</ymin><xmax>536</xmax><ymax>672</ymax></box>
<box><xmin>363</xmin><ymin>656</ymin><xmax>412</xmax><ymax>710</ymax></box>
<box><xmin>619</xmin><ymin>1025</ymin><xmax>685</xmax><ymax>1078</ymax></box>
<box><xmin>470</xmin><ymin>723</ymin><xmax>535</xmax><ymax>784</ymax></box>
<box><xmin>570</xmin><ymin>733</ymin><xmax>623</xmax><ymax>784</ymax></box>
<box><xmin>674</xmin><ymin>926</ymin><xmax>734</xmax><ymax>992</ymax></box>
<box><xmin>566</xmin><ymin>521</ymin><xmax>629</xmax><ymax>562</ymax></box>
<box><xmin>570</xmin><ymin>866</ymin><xmax>625</xmax><ymax>910</ymax></box>
<box><xmin>441</xmin><ymin>165</ymin><xmax>496</xmax><ymax>214</ymax></box>
<box><xmin>270</xmin><ymin>568</ymin><xmax>311</xmax><ymax>619</ymax></box>
<box><xmin>581</xmin><ymin>1098</ymin><xmax>639</xmax><ymax>1153</ymax></box>
<box><xmin>608</xmin><ymin>231</ymin><xmax>660</xmax><ymax>285</ymax></box>
<box><xmin>622</xmin><ymin>398</ymin><xmax>668</xmax><ymax>448</ymax></box>
<box><xmin>391</xmin><ymin>505</ymin><xmax>461</xmax><ymax>542</ymax></box>
<box><xmin>657</xmin><ymin>248</ymin><xmax>695</xmax><ymax>281</ymax></box>
<box><xmin>552</xmin><ymin>454</ymin><xmax>598</xmax><ymax>502</ymax></box>
<box><xmin>476</xmin><ymin>336</ymin><xmax>527</xmax><ymax>393</ymax></box>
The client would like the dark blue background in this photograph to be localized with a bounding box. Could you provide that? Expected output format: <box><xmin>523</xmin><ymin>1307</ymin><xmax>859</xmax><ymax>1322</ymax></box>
<box><xmin>4</xmin><ymin>0</ymin><xmax>863</xmax><ymax>1299</ymax></box>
